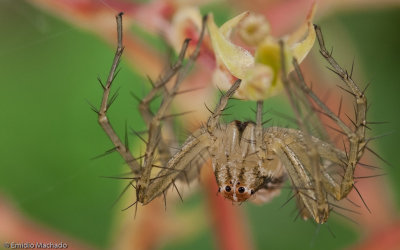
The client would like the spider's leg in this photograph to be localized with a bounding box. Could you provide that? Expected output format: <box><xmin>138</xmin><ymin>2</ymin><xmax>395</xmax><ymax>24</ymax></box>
<box><xmin>140</xmin><ymin>128</ymin><xmax>211</xmax><ymax>204</ymax></box>
<box><xmin>271</xmin><ymin>136</ymin><xmax>323</xmax><ymax>222</ymax></box>
<box><xmin>206</xmin><ymin>79</ymin><xmax>241</xmax><ymax>137</ymax></box>
<box><xmin>255</xmin><ymin>100</ymin><xmax>273</xmax><ymax>164</ymax></box>
<box><xmin>255</xmin><ymin>101</ymin><xmax>263</xmax><ymax>152</ymax></box>
<box><xmin>135</xmin><ymin>41</ymin><xmax>189</xmax><ymax>180</ymax></box>
<box><xmin>97</xmin><ymin>13</ymin><xmax>141</xmax><ymax>174</ymax></box>
<box><xmin>280</xmin><ymin>40</ymin><xmax>330</xmax><ymax>223</ymax></box>
<box><xmin>290</xmin><ymin>26</ymin><xmax>367</xmax><ymax>200</ymax></box>
<box><xmin>137</xmin><ymin>16</ymin><xmax>208</xmax><ymax>202</ymax></box>
<box><xmin>313</xmin><ymin>25</ymin><xmax>367</xmax><ymax>199</ymax></box>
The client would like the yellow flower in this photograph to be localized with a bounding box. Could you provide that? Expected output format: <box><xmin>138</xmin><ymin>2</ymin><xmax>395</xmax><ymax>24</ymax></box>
<box><xmin>207</xmin><ymin>3</ymin><xmax>316</xmax><ymax>100</ymax></box>
<box><xmin>238</xmin><ymin>13</ymin><xmax>270</xmax><ymax>47</ymax></box>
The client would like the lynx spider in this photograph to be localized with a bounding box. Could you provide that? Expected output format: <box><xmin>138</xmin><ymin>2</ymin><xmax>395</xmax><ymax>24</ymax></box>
<box><xmin>96</xmin><ymin>13</ymin><xmax>368</xmax><ymax>224</ymax></box>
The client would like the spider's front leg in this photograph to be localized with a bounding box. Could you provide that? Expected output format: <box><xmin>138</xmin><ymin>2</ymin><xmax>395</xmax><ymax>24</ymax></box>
<box><xmin>206</xmin><ymin>79</ymin><xmax>242</xmax><ymax>141</ymax></box>
<box><xmin>291</xmin><ymin>26</ymin><xmax>367</xmax><ymax>201</ymax></box>
<box><xmin>313</xmin><ymin>25</ymin><xmax>367</xmax><ymax>199</ymax></box>
<box><xmin>97</xmin><ymin>13</ymin><xmax>141</xmax><ymax>175</ymax></box>
<box><xmin>136</xmin><ymin>15</ymin><xmax>209</xmax><ymax>204</ymax></box>
<box><xmin>279</xmin><ymin>26</ymin><xmax>369</xmax><ymax>224</ymax></box>
<box><xmin>97</xmin><ymin>13</ymin><xmax>211</xmax><ymax>206</ymax></box>
<box><xmin>278</xmin><ymin>26</ymin><xmax>368</xmax><ymax>223</ymax></box>
<box><xmin>267</xmin><ymin>129</ymin><xmax>335</xmax><ymax>223</ymax></box>
<box><xmin>134</xmin><ymin>39</ymin><xmax>192</xmax><ymax>202</ymax></box>
<box><xmin>279</xmin><ymin>40</ymin><xmax>331</xmax><ymax>223</ymax></box>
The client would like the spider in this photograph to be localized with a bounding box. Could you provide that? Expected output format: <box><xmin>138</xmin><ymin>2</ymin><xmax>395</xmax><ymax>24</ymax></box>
<box><xmin>95</xmin><ymin>13</ymin><xmax>368</xmax><ymax>224</ymax></box>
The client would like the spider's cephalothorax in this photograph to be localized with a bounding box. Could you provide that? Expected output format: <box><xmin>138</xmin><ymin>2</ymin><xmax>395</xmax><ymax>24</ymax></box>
<box><xmin>98</xmin><ymin>14</ymin><xmax>368</xmax><ymax>225</ymax></box>
<box><xmin>211</xmin><ymin>121</ymin><xmax>285</xmax><ymax>203</ymax></box>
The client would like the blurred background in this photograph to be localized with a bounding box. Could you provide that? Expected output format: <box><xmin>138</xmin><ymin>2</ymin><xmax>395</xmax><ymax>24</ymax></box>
<box><xmin>0</xmin><ymin>0</ymin><xmax>399</xmax><ymax>249</ymax></box>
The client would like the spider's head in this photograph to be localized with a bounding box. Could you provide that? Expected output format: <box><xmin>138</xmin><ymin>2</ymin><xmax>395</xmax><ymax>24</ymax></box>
<box><xmin>218</xmin><ymin>180</ymin><xmax>255</xmax><ymax>202</ymax></box>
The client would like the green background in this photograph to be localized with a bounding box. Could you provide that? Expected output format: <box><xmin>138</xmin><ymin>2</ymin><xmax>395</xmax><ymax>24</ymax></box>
<box><xmin>0</xmin><ymin>1</ymin><xmax>399</xmax><ymax>249</ymax></box>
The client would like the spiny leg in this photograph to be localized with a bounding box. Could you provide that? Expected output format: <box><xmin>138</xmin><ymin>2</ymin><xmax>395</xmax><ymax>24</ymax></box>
<box><xmin>314</xmin><ymin>25</ymin><xmax>367</xmax><ymax>198</ymax></box>
<box><xmin>279</xmin><ymin>41</ymin><xmax>329</xmax><ymax>223</ymax></box>
<box><xmin>293</xmin><ymin>26</ymin><xmax>367</xmax><ymax>200</ymax></box>
<box><xmin>255</xmin><ymin>100</ymin><xmax>270</xmax><ymax>165</ymax></box>
<box><xmin>135</xmin><ymin>39</ymin><xmax>191</xmax><ymax>177</ymax></box>
<box><xmin>206</xmin><ymin>79</ymin><xmax>242</xmax><ymax>137</ymax></box>
<box><xmin>272</xmin><ymin>137</ymin><xmax>319</xmax><ymax>221</ymax></box>
<box><xmin>97</xmin><ymin>13</ymin><xmax>141</xmax><ymax>175</ymax></box>
<box><xmin>140</xmin><ymin>129</ymin><xmax>211</xmax><ymax>204</ymax></box>
<box><xmin>255</xmin><ymin>101</ymin><xmax>263</xmax><ymax>150</ymax></box>
<box><xmin>135</xmin><ymin>36</ymin><xmax>195</xmax><ymax>166</ymax></box>
<box><xmin>137</xmin><ymin>15</ymin><xmax>208</xmax><ymax>202</ymax></box>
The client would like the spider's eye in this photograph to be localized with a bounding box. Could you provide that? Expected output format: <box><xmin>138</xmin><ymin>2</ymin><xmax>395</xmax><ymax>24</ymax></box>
<box><xmin>251</xmin><ymin>189</ymin><xmax>255</xmax><ymax>195</ymax></box>
<box><xmin>225</xmin><ymin>186</ymin><xmax>232</xmax><ymax>192</ymax></box>
<box><xmin>238</xmin><ymin>187</ymin><xmax>245</xmax><ymax>193</ymax></box>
